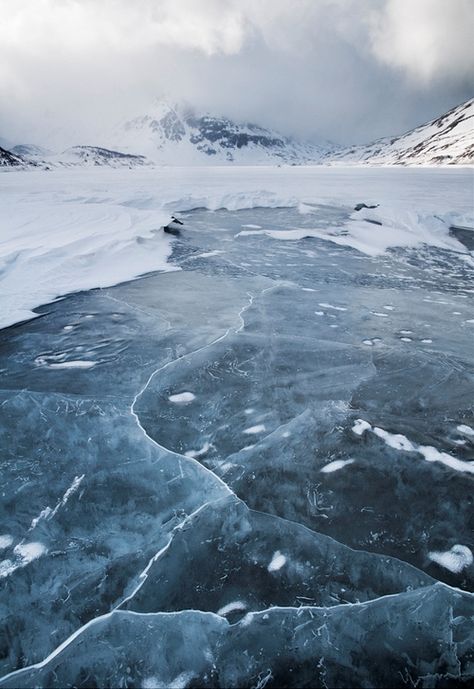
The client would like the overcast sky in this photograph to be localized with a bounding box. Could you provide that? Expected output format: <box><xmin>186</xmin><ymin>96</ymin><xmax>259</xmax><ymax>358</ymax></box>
<box><xmin>1</xmin><ymin>0</ymin><xmax>473</xmax><ymax>147</ymax></box>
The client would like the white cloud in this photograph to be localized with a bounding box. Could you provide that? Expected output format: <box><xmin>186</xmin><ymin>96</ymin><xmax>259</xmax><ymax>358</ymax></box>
<box><xmin>369</xmin><ymin>0</ymin><xmax>474</xmax><ymax>83</ymax></box>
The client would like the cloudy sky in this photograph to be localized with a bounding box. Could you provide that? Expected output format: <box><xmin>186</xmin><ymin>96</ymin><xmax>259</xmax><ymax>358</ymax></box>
<box><xmin>1</xmin><ymin>0</ymin><xmax>473</xmax><ymax>147</ymax></box>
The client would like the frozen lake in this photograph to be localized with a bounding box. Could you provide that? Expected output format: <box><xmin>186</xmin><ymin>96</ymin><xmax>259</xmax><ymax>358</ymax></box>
<box><xmin>0</xmin><ymin>183</ymin><xmax>473</xmax><ymax>686</ymax></box>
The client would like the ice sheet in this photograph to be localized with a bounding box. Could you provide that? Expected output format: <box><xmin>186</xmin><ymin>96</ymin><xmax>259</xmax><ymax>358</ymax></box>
<box><xmin>1</xmin><ymin>166</ymin><xmax>472</xmax><ymax>328</ymax></box>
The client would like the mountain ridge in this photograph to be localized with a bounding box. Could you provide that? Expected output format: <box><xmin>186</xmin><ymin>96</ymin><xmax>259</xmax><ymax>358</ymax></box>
<box><xmin>110</xmin><ymin>100</ymin><xmax>335</xmax><ymax>164</ymax></box>
<box><xmin>1</xmin><ymin>98</ymin><xmax>472</xmax><ymax>168</ymax></box>
<box><xmin>327</xmin><ymin>98</ymin><xmax>473</xmax><ymax>166</ymax></box>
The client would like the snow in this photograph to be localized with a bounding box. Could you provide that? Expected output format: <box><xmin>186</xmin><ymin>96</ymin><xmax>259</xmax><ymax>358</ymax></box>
<box><xmin>35</xmin><ymin>359</ymin><xmax>97</xmax><ymax>370</ymax></box>
<box><xmin>30</xmin><ymin>475</ymin><xmax>85</xmax><ymax>529</ymax></box>
<box><xmin>331</xmin><ymin>98</ymin><xmax>474</xmax><ymax>166</ymax></box>
<box><xmin>243</xmin><ymin>424</ymin><xmax>266</xmax><ymax>435</ymax></box>
<box><xmin>320</xmin><ymin>459</ymin><xmax>355</xmax><ymax>473</ymax></box>
<box><xmin>457</xmin><ymin>424</ymin><xmax>474</xmax><ymax>437</ymax></box>
<box><xmin>267</xmin><ymin>551</ymin><xmax>287</xmax><ymax>572</ymax></box>
<box><xmin>318</xmin><ymin>303</ymin><xmax>347</xmax><ymax>311</ymax></box>
<box><xmin>142</xmin><ymin>671</ymin><xmax>197</xmax><ymax>689</ymax></box>
<box><xmin>185</xmin><ymin>443</ymin><xmax>212</xmax><ymax>459</ymax></box>
<box><xmin>0</xmin><ymin>541</ymin><xmax>47</xmax><ymax>578</ymax></box>
<box><xmin>428</xmin><ymin>545</ymin><xmax>473</xmax><ymax>573</ymax></box>
<box><xmin>372</xmin><ymin>427</ymin><xmax>415</xmax><ymax>452</ymax></box>
<box><xmin>0</xmin><ymin>535</ymin><xmax>13</xmax><ymax>549</ymax></box>
<box><xmin>352</xmin><ymin>419</ymin><xmax>371</xmax><ymax>436</ymax></box>
<box><xmin>168</xmin><ymin>392</ymin><xmax>196</xmax><ymax>404</ymax></box>
<box><xmin>217</xmin><ymin>601</ymin><xmax>247</xmax><ymax>617</ymax></box>
<box><xmin>354</xmin><ymin>420</ymin><xmax>474</xmax><ymax>475</ymax></box>
<box><xmin>0</xmin><ymin>165</ymin><xmax>472</xmax><ymax>329</ymax></box>
<box><xmin>107</xmin><ymin>101</ymin><xmax>331</xmax><ymax>166</ymax></box>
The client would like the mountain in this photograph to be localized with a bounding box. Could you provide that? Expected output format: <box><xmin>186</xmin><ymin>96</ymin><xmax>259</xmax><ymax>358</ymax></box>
<box><xmin>110</xmin><ymin>101</ymin><xmax>334</xmax><ymax>165</ymax></box>
<box><xmin>328</xmin><ymin>98</ymin><xmax>474</xmax><ymax>166</ymax></box>
<box><xmin>3</xmin><ymin>99</ymin><xmax>472</xmax><ymax>169</ymax></box>
<box><xmin>10</xmin><ymin>143</ymin><xmax>52</xmax><ymax>159</ymax></box>
<box><xmin>56</xmin><ymin>146</ymin><xmax>149</xmax><ymax>168</ymax></box>
<box><xmin>0</xmin><ymin>145</ymin><xmax>26</xmax><ymax>167</ymax></box>
<box><xmin>6</xmin><ymin>144</ymin><xmax>150</xmax><ymax>169</ymax></box>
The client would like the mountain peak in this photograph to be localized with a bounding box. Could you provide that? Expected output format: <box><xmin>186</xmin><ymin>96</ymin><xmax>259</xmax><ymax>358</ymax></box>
<box><xmin>112</xmin><ymin>100</ymin><xmax>334</xmax><ymax>165</ymax></box>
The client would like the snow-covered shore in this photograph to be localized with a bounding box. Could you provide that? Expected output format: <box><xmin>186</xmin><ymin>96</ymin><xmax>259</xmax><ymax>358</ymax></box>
<box><xmin>0</xmin><ymin>165</ymin><xmax>472</xmax><ymax>329</ymax></box>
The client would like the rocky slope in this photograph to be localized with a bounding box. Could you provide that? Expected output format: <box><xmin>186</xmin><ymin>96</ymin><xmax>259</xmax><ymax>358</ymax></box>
<box><xmin>0</xmin><ymin>146</ymin><xmax>26</xmax><ymax>167</ymax></box>
<box><xmin>112</xmin><ymin>101</ymin><xmax>333</xmax><ymax>164</ymax></box>
<box><xmin>329</xmin><ymin>98</ymin><xmax>474</xmax><ymax>166</ymax></box>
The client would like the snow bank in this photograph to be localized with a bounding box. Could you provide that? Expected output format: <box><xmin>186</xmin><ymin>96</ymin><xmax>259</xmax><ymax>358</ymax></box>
<box><xmin>1</xmin><ymin>166</ymin><xmax>472</xmax><ymax>329</ymax></box>
<box><xmin>0</xmin><ymin>173</ymin><xmax>177</xmax><ymax>328</ymax></box>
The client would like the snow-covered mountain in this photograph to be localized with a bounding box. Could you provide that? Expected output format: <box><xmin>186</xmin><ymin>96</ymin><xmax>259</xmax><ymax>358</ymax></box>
<box><xmin>109</xmin><ymin>101</ymin><xmax>334</xmax><ymax>165</ymax></box>
<box><xmin>329</xmin><ymin>98</ymin><xmax>474</xmax><ymax>166</ymax></box>
<box><xmin>10</xmin><ymin>144</ymin><xmax>51</xmax><ymax>160</ymax></box>
<box><xmin>0</xmin><ymin>145</ymin><xmax>27</xmax><ymax>167</ymax></box>
<box><xmin>2</xmin><ymin>99</ymin><xmax>472</xmax><ymax>169</ymax></box>
<box><xmin>8</xmin><ymin>144</ymin><xmax>149</xmax><ymax>169</ymax></box>
<box><xmin>54</xmin><ymin>146</ymin><xmax>149</xmax><ymax>168</ymax></box>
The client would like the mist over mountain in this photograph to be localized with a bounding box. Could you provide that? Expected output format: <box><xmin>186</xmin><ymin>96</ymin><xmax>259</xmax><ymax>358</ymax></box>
<box><xmin>2</xmin><ymin>98</ymin><xmax>472</xmax><ymax>168</ymax></box>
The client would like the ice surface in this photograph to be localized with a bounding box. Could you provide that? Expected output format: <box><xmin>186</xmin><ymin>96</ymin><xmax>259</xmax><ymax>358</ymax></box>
<box><xmin>1</xmin><ymin>585</ymin><xmax>472</xmax><ymax>689</ymax></box>
<box><xmin>1</xmin><ymin>166</ymin><xmax>472</xmax><ymax>328</ymax></box>
<box><xmin>0</xmin><ymin>179</ymin><xmax>473</xmax><ymax>686</ymax></box>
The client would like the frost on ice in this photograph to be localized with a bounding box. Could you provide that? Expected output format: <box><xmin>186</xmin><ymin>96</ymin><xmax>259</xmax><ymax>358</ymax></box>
<box><xmin>267</xmin><ymin>551</ymin><xmax>287</xmax><ymax>572</ymax></box>
<box><xmin>428</xmin><ymin>545</ymin><xmax>473</xmax><ymax>574</ymax></box>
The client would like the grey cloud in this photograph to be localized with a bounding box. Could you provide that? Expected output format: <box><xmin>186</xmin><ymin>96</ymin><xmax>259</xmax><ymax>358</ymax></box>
<box><xmin>0</xmin><ymin>0</ymin><xmax>472</xmax><ymax>147</ymax></box>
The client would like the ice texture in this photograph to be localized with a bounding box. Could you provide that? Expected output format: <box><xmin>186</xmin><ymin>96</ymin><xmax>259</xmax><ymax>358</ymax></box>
<box><xmin>1</xmin><ymin>585</ymin><xmax>472</xmax><ymax>689</ymax></box>
<box><xmin>0</xmin><ymin>198</ymin><xmax>473</xmax><ymax>687</ymax></box>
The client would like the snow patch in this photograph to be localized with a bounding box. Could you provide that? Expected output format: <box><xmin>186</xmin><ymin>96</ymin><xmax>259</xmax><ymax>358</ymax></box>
<box><xmin>142</xmin><ymin>671</ymin><xmax>197</xmax><ymax>689</ymax></box>
<box><xmin>318</xmin><ymin>303</ymin><xmax>347</xmax><ymax>311</ymax></box>
<box><xmin>353</xmin><ymin>420</ymin><xmax>474</xmax><ymax>474</ymax></box>
<box><xmin>184</xmin><ymin>442</ymin><xmax>211</xmax><ymax>459</ymax></box>
<box><xmin>217</xmin><ymin>601</ymin><xmax>247</xmax><ymax>617</ymax></box>
<box><xmin>30</xmin><ymin>474</ymin><xmax>85</xmax><ymax>529</ymax></box>
<box><xmin>0</xmin><ymin>535</ymin><xmax>13</xmax><ymax>550</ymax></box>
<box><xmin>428</xmin><ymin>545</ymin><xmax>473</xmax><ymax>573</ymax></box>
<box><xmin>352</xmin><ymin>419</ymin><xmax>371</xmax><ymax>436</ymax></box>
<box><xmin>243</xmin><ymin>424</ymin><xmax>266</xmax><ymax>435</ymax></box>
<box><xmin>36</xmin><ymin>359</ymin><xmax>96</xmax><ymax>370</ymax></box>
<box><xmin>457</xmin><ymin>424</ymin><xmax>474</xmax><ymax>437</ymax></box>
<box><xmin>321</xmin><ymin>459</ymin><xmax>355</xmax><ymax>473</ymax></box>
<box><xmin>0</xmin><ymin>541</ymin><xmax>47</xmax><ymax>578</ymax></box>
<box><xmin>268</xmin><ymin>550</ymin><xmax>287</xmax><ymax>572</ymax></box>
<box><xmin>168</xmin><ymin>392</ymin><xmax>196</xmax><ymax>404</ymax></box>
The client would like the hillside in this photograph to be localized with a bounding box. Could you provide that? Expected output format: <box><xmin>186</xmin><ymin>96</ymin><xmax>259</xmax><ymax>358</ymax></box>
<box><xmin>329</xmin><ymin>99</ymin><xmax>473</xmax><ymax>166</ymax></box>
